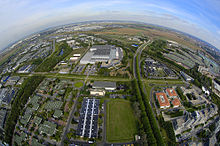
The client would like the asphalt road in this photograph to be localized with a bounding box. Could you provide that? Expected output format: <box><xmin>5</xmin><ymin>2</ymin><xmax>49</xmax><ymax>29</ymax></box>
<box><xmin>132</xmin><ymin>40</ymin><xmax>159</xmax><ymax>119</ymax></box>
<box><xmin>59</xmin><ymin>91</ymin><xmax>80</xmax><ymax>146</ymax></box>
<box><xmin>59</xmin><ymin>63</ymin><xmax>93</xmax><ymax>146</ymax></box>
<box><xmin>133</xmin><ymin>40</ymin><xmax>151</xmax><ymax>79</ymax></box>
<box><xmin>53</xmin><ymin>39</ymin><xmax>55</xmax><ymax>53</ymax></box>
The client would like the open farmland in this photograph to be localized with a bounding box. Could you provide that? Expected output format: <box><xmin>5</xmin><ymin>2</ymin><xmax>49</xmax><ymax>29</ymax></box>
<box><xmin>89</xmin><ymin>27</ymin><xmax>202</xmax><ymax>51</ymax></box>
<box><xmin>106</xmin><ymin>99</ymin><xmax>138</xmax><ymax>143</ymax></box>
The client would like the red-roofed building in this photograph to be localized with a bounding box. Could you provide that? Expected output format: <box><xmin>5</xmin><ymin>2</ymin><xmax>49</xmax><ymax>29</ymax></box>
<box><xmin>166</xmin><ymin>88</ymin><xmax>177</xmax><ymax>98</ymax></box>
<box><xmin>172</xmin><ymin>98</ymin><xmax>181</xmax><ymax>108</ymax></box>
<box><xmin>156</xmin><ymin>92</ymin><xmax>170</xmax><ymax>109</ymax></box>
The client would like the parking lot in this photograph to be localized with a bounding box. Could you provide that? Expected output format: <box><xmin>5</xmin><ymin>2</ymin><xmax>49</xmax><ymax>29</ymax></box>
<box><xmin>143</xmin><ymin>58</ymin><xmax>177</xmax><ymax>79</ymax></box>
<box><xmin>84</xmin><ymin>64</ymin><xmax>98</xmax><ymax>75</ymax></box>
<box><xmin>72</xmin><ymin>65</ymin><xmax>86</xmax><ymax>74</ymax></box>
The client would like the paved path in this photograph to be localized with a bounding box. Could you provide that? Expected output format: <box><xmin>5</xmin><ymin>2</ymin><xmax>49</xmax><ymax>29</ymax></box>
<box><xmin>59</xmin><ymin>91</ymin><xmax>80</xmax><ymax>146</ymax></box>
<box><xmin>59</xmin><ymin>62</ymin><xmax>94</xmax><ymax>146</ymax></box>
<box><xmin>52</xmin><ymin>39</ymin><xmax>55</xmax><ymax>53</ymax></box>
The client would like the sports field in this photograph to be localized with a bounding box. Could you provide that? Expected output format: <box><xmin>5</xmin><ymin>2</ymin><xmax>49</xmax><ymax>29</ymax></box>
<box><xmin>106</xmin><ymin>99</ymin><xmax>138</xmax><ymax>143</ymax></box>
<box><xmin>74</xmin><ymin>81</ymin><xmax>83</xmax><ymax>88</ymax></box>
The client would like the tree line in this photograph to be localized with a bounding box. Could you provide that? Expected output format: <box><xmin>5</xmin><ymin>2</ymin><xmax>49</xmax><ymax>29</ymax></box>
<box><xmin>158</xmin><ymin>115</ymin><xmax>176</xmax><ymax>145</ymax></box>
<box><xmin>133</xmin><ymin>79</ymin><xmax>157</xmax><ymax>145</ymax></box>
<box><xmin>134</xmin><ymin>54</ymin><xmax>165</xmax><ymax>145</ymax></box>
<box><xmin>4</xmin><ymin>76</ymin><xmax>44</xmax><ymax>145</ymax></box>
<box><xmin>35</xmin><ymin>42</ymin><xmax>72</xmax><ymax>72</ymax></box>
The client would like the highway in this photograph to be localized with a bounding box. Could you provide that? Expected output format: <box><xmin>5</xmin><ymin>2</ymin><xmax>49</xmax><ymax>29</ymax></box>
<box><xmin>133</xmin><ymin>40</ymin><xmax>152</xmax><ymax>78</ymax></box>
<box><xmin>132</xmin><ymin>40</ymin><xmax>160</xmax><ymax>117</ymax></box>
<box><xmin>133</xmin><ymin>40</ymin><xmax>162</xmax><ymax>127</ymax></box>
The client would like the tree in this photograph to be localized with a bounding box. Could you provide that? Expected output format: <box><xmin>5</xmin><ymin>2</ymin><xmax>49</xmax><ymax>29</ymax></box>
<box><xmin>4</xmin><ymin>76</ymin><xmax>44</xmax><ymax>144</ymax></box>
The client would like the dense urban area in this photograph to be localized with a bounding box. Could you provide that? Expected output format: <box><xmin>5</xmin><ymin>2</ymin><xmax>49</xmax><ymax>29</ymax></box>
<box><xmin>0</xmin><ymin>22</ymin><xmax>220</xmax><ymax>146</ymax></box>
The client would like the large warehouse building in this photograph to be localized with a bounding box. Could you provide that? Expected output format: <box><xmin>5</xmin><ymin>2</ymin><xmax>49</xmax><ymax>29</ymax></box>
<box><xmin>80</xmin><ymin>45</ymin><xmax>123</xmax><ymax>66</ymax></box>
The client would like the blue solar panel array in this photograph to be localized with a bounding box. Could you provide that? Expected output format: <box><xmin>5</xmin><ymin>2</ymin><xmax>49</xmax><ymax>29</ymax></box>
<box><xmin>77</xmin><ymin>98</ymin><xmax>99</xmax><ymax>138</ymax></box>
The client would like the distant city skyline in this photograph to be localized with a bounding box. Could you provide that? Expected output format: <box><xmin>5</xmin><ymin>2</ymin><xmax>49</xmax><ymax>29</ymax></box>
<box><xmin>0</xmin><ymin>0</ymin><xmax>220</xmax><ymax>50</ymax></box>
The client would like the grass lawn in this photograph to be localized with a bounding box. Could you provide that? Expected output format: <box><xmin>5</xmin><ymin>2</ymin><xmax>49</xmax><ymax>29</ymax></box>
<box><xmin>157</xmin><ymin>68</ymin><xmax>166</xmax><ymax>77</ymax></box>
<box><xmin>74</xmin><ymin>82</ymin><xmax>83</xmax><ymax>88</ymax></box>
<box><xmin>144</xmin><ymin>79</ymin><xmax>185</xmax><ymax>100</ymax></box>
<box><xmin>144</xmin><ymin>79</ymin><xmax>184</xmax><ymax>85</ymax></box>
<box><xmin>106</xmin><ymin>99</ymin><xmax>138</xmax><ymax>143</ymax></box>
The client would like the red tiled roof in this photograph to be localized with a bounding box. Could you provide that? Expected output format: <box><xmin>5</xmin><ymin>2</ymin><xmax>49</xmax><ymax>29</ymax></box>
<box><xmin>166</xmin><ymin>88</ymin><xmax>177</xmax><ymax>97</ymax></box>
<box><xmin>156</xmin><ymin>92</ymin><xmax>170</xmax><ymax>108</ymax></box>
<box><xmin>172</xmin><ymin>98</ymin><xmax>181</xmax><ymax>107</ymax></box>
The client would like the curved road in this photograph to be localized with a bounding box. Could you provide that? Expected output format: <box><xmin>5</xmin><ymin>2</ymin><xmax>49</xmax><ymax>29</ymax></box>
<box><xmin>133</xmin><ymin>40</ymin><xmax>152</xmax><ymax>78</ymax></box>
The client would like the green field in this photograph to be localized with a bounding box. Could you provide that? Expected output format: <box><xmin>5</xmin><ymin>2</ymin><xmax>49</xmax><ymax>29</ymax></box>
<box><xmin>74</xmin><ymin>81</ymin><xmax>83</xmax><ymax>88</ymax></box>
<box><xmin>106</xmin><ymin>99</ymin><xmax>138</xmax><ymax>143</ymax></box>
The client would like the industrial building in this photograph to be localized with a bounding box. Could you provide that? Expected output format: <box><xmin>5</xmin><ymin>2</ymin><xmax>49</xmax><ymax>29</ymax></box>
<box><xmin>92</xmin><ymin>81</ymin><xmax>116</xmax><ymax>91</ymax></box>
<box><xmin>0</xmin><ymin>88</ymin><xmax>15</xmax><ymax>105</ymax></box>
<box><xmin>180</xmin><ymin>71</ymin><xmax>194</xmax><ymax>82</ymax></box>
<box><xmin>6</xmin><ymin>76</ymin><xmax>20</xmax><ymax>85</ymax></box>
<box><xmin>80</xmin><ymin>45</ymin><xmax>123</xmax><ymax>66</ymax></box>
<box><xmin>77</xmin><ymin>98</ymin><xmax>99</xmax><ymax>138</ymax></box>
<box><xmin>17</xmin><ymin>64</ymin><xmax>35</xmax><ymax>73</ymax></box>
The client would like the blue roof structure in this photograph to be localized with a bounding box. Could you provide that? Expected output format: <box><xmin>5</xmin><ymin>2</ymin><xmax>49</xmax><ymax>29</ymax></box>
<box><xmin>59</xmin><ymin>49</ymin><xmax>64</xmax><ymax>56</ymax></box>
<box><xmin>132</xmin><ymin>44</ymin><xmax>138</xmax><ymax>47</ymax></box>
<box><xmin>3</xmin><ymin>76</ymin><xmax>10</xmax><ymax>82</ymax></box>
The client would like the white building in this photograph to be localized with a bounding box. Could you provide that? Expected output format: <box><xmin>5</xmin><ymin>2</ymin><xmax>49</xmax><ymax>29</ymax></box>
<box><xmin>60</xmin><ymin>61</ymin><xmax>67</xmax><ymax>65</ymax></box>
<box><xmin>67</xmin><ymin>40</ymin><xmax>75</xmax><ymax>45</ymax></box>
<box><xmin>70</xmin><ymin>57</ymin><xmax>79</xmax><ymax>61</ymax></box>
<box><xmin>80</xmin><ymin>45</ymin><xmax>123</xmax><ymax>65</ymax></box>
<box><xmin>90</xmin><ymin>89</ymin><xmax>105</xmax><ymax>96</ymax></box>
<box><xmin>56</xmin><ymin>38</ymin><xmax>67</xmax><ymax>42</ymax></box>
<box><xmin>202</xmin><ymin>86</ymin><xmax>210</xmax><ymax>95</ymax></box>
<box><xmin>73</xmin><ymin>54</ymin><xmax>81</xmax><ymax>57</ymax></box>
<box><xmin>213</xmin><ymin>80</ymin><xmax>220</xmax><ymax>92</ymax></box>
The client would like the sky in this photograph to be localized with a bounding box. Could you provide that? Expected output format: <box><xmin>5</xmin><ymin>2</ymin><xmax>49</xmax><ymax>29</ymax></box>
<box><xmin>0</xmin><ymin>0</ymin><xmax>220</xmax><ymax>50</ymax></box>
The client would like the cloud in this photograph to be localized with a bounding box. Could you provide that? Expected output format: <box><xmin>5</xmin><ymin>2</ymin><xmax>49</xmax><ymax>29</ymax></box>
<box><xmin>0</xmin><ymin>0</ymin><xmax>220</xmax><ymax>50</ymax></box>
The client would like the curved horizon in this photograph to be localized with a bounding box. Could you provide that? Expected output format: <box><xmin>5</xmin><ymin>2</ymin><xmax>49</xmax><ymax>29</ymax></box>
<box><xmin>0</xmin><ymin>0</ymin><xmax>220</xmax><ymax>50</ymax></box>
